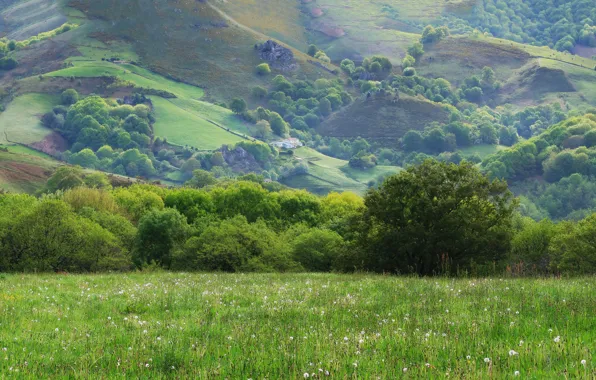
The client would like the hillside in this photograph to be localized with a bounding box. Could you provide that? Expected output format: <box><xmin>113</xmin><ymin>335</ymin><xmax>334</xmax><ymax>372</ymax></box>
<box><xmin>318</xmin><ymin>95</ymin><xmax>450</xmax><ymax>142</ymax></box>
<box><xmin>0</xmin><ymin>146</ymin><xmax>59</xmax><ymax>193</ymax></box>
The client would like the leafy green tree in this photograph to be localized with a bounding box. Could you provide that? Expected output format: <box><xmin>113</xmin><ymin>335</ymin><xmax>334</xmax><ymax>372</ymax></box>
<box><xmin>185</xmin><ymin>169</ymin><xmax>217</xmax><ymax>188</ymax></box>
<box><xmin>134</xmin><ymin>208</ymin><xmax>188</xmax><ymax>268</ymax></box>
<box><xmin>407</xmin><ymin>42</ymin><xmax>424</xmax><ymax>60</ymax></box>
<box><xmin>359</xmin><ymin>160</ymin><xmax>517</xmax><ymax>275</ymax></box>
<box><xmin>402</xmin><ymin>54</ymin><xmax>416</xmax><ymax>68</ymax></box>
<box><xmin>269</xmin><ymin>112</ymin><xmax>289</xmax><ymax>136</ymax></box>
<box><xmin>402</xmin><ymin>130</ymin><xmax>424</xmax><ymax>152</ymax></box>
<box><xmin>230</xmin><ymin>98</ymin><xmax>247</xmax><ymax>114</ymax></box>
<box><xmin>45</xmin><ymin>166</ymin><xmax>85</xmax><ymax>193</ymax></box>
<box><xmin>256</xmin><ymin>63</ymin><xmax>271</xmax><ymax>75</ymax></box>
<box><xmin>61</xmin><ymin>89</ymin><xmax>79</xmax><ymax>105</ymax></box>
<box><xmin>69</xmin><ymin>148</ymin><xmax>98</xmax><ymax>168</ymax></box>
<box><xmin>307</xmin><ymin>44</ymin><xmax>318</xmax><ymax>56</ymax></box>
<box><xmin>288</xmin><ymin>228</ymin><xmax>344</xmax><ymax>271</ymax></box>
<box><xmin>318</xmin><ymin>97</ymin><xmax>332</xmax><ymax>117</ymax></box>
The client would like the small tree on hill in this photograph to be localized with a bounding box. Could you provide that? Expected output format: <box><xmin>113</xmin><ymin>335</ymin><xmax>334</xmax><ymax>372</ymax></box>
<box><xmin>61</xmin><ymin>89</ymin><xmax>79</xmax><ymax>105</ymax></box>
<box><xmin>230</xmin><ymin>98</ymin><xmax>247</xmax><ymax>114</ymax></box>
<box><xmin>255</xmin><ymin>63</ymin><xmax>271</xmax><ymax>76</ymax></box>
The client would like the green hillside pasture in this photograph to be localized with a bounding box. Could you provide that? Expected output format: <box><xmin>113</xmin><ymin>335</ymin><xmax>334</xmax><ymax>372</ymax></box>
<box><xmin>306</xmin><ymin>0</ymin><xmax>460</xmax><ymax>61</ymax></box>
<box><xmin>291</xmin><ymin>147</ymin><xmax>400</xmax><ymax>194</ymax></box>
<box><xmin>458</xmin><ymin>144</ymin><xmax>508</xmax><ymax>159</ymax></box>
<box><xmin>169</xmin><ymin>98</ymin><xmax>250</xmax><ymax>135</ymax></box>
<box><xmin>341</xmin><ymin>165</ymin><xmax>401</xmax><ymax>184</ymax></box>
<box><xmin>0</xmin><ymin>149</ymin><xmax>59</xmax><ymax>193</ymax></box>
<box><xmin>0</xmin><ymin>273</ymin><xmax>593</xmax><ymax>377</ymax></box>
<box><xmin>0</xmin><ymin>93</ymin><xmax>57</xmax><ymax>145</ymax></box>
<box><xmin>1</xmin><ymin>144</ymin><xmax>53</xmax><ymax>159</ymax></box>
<box><xmin>538</xmin><ymin>59</ymin><xmax>596</xmax><ymax>108</ymax></box>
<box><xmin>45</xmin><ymin>61</ymin><xmax>204</xmax><ymax>99</ymax></box>
<box><xmin>150</xmin><ymin>97</ymin><xmax>245</xmax><ymax>150</ymax></box>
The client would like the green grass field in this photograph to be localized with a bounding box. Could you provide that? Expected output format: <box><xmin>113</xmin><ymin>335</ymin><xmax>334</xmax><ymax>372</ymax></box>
<box><xmin>0</xmin><ymin>93</ymin><xmax>57</xmax><ymax>145</ymax></box>
<box><xmin>0</xmin><ymin>144</ymin><xmax>53</xmax><ymax>159</ymax></box>
<box><xmin>150</xmin><ymin>97</ymin><xmax>245</xmax><ymax>150</ymax></box>
<box><xmin>0</xmin><ymin>272</ymin><xmax>593</xmax><ymax>377</ymax></box>
<box><xmin>46</xmin><ymin>61</ymin><xmax>205</xmax><ymax>99</ymax></box>
<box><xmin>458</xmin><ymin>144</ymin><xmax>508</xmax><ymax>159</ymax></box>
<box><xmin>290</xmin><ymin>147</ymin><xmax>400</xmax><ymax>194</ymax></box>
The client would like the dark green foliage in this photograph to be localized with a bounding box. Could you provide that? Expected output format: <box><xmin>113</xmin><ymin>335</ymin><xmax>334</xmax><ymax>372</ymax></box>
<box><xmin>230</xmin><ymin>98</ymin><xmax>247</xmax><ymax>114</ymax></box>
<box><xmin>357</xmin><ymin>160</ymin><xmax>517</xmax><ymax>275</ymax></box>
<box><xmin>61</xmin><ymin>89</ymin><xmax>79</xmax><ymax>105</ymax></box>
<box><xmin>134</xmin><ymin>208</ymin><xmax>188</xmax><ymax>268</ymax></box>
<box><xmin>0</xmin><ymin>57</ymin><xmax>18</xmax><ymax>70</ymax></box>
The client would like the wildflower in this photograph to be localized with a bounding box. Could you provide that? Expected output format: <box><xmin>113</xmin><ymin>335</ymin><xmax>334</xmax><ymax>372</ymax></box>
<box><xmin>325</xmin><ymin>370</ymin><xmax>330</xmax><ymax>376</ymax></box>
<box><xmin>581</xmin><ymin>359</ymin><xmax>587</xmax><ymax>366</ymax></box>
<box><xmin>466</xmin><ymin>355</ymin><xmax>471</xmax><ymax>360</ymax></box>
<box><xmin>425</xmin><ymin>363</ymin><xmax>430</xmax><ymax>368</ymax></box>
<box><xmin>145</xmin><ymin>363</ymin><xmax>150</xmax><ymax>368</ymax></box>
<box><xmin>554</xmin><ymin>336</ymin><xmax>561</xmax><ymax>343</ymax></box>
<box><xmin>55</xmin><ymin>328</ymin><xmax>59</xmax><ymax>332</ymax></box>
<box><xmin>290</xmin><ymin>336</ymin><xmax>294</xmax><ymax>340</ymax></box>
<box><xmin>2</xmin><ymin>348</ymin><xmax>6</xmax><ymax>352</ymax></box>
<box><xmin>344</xmin><ymin>337</ymin><xmax>348</xmax><ymax>342</ymax></box>
<box><xmin>403</xmin><ymin>367</ymin><xmax>408</xmax><ymax>373</ymax></box>
<box><xmin>353</xmin><ymin>362</ymin><xmax>358</xmax><ymax>368</ymax></box>
<box><xmin>509</xmin><ymin>350</ymin><xmax>519</xmax><ymax>356</ymax></box>
<box><xmin>514</xmin><ymin>370</ymin><xmax>520</xmax><ymax>376</ymax></box>
<box><xmin>484</xmin><ymin>358</ymin><xmax>491</xmax><ymax>363</ymax></box>
<box><xmin>519</xmin><ymin>340</ymin><xmax>524</xmax><ymax>346</ymax></box>
<box><xmin>108</xmin><ymin>317</ymin><xmax>111</xmax><ymax>321</ymax></box>
<box><xmin>303</xmin><ymin>373</ymin><xmax>309</xmax><ymax>378</ymax></box>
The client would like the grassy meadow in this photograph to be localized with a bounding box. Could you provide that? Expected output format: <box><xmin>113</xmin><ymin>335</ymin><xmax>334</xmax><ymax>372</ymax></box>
<box><xmin>0</xmin><ymin>273</ymin><xmax>593</xmax><ymax>378</ymax></box>
<box><xmin>0</xmin><ymin>93</ymin><xmax>58</xmax><ymax>145</ymax></box>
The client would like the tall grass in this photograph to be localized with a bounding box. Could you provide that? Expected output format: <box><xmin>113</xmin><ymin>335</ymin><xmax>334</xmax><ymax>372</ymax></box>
<box><xmin>0</xmin><ymin>273</ymin><xmax>593</xmax><ymax>377</ymax></box>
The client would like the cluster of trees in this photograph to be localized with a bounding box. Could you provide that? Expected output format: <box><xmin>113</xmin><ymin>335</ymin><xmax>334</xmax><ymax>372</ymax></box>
<box><xmin>465</xmin><ymin>0</ymin><xmax>596</xmax><ymax>51</ymax></box>
<box><xmin>43</xmin><ymin>91</ymin><xmax>158</xmax><ymax>178</ymax></box>
<box><xmin>2</xmin><ymin>159</ymin><xmax>595</xmax><ymax>275</ymax></box>
<box><xmin>481</xmin><ymin>113</ymin><xmax>596</xmax><ymax>220</ymax></box>
<box><xmin>483</xmin><ymin>114</ymin><xmax>596</xmax><ymax>181</ymax></box>
<box><xmin>340</xmin><ymin>55</ymin><xmax>393</xmax><ymax>81</ymax></box>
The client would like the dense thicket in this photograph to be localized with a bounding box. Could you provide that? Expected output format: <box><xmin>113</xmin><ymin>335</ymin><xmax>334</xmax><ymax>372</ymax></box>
<box><xmin>1</xmin><ymin>160</ymin><xmax>595</xmax><ymax>275</ymax></box>
<box><xmin>465</xmin><ymin>0</ymin><xmax>596</xmax><ymax>51</ymax></box>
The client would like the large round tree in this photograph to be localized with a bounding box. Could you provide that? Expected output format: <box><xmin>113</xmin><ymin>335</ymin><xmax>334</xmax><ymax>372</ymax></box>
<box><xmin>361</xmin><ymin>159</ymin><xmax>517</xmax><ymax>275</ymax></box>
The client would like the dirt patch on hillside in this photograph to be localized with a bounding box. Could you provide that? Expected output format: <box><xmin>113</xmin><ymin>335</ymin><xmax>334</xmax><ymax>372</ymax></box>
<box><xmin>572</xmin><ymin>45</ymin><xmax>596</xmax><ymax>59</ymax></box>
<box><xmin>318</xmin><ymin>95</ymin><xmax>450</xmax><ymax>143</ymax></box>
<box><xmin>31</xmin><ymin>132</ymin><xmax>68</xmax><ymax>156</ymax></box>
<box><xmin>0</xmin><ymin>160</ymin><xmax>53</xmax><ymax>191</ymax></box>
<box><xmin>311</xmin><ymin>8</ymin><xmax>323</xmax><ymax>17</ymax></box>
<box><xmin>310</xmin><ymin>19</ymin><xmax>345</xmax><ymax>38</ymax></box>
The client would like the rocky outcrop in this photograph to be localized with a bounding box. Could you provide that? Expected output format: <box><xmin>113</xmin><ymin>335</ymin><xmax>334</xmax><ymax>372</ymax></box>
<box><xmin>255</xmin><ymin>40</ymin><xmax>297</xmax><ymax>71</ymax></box>
<box><xmin>221</xmin><ymin>145</ymin><xmax>262</xmax><ymax>173</ymax></box>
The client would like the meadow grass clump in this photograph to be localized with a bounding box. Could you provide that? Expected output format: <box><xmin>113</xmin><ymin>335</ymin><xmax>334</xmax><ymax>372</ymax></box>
<box><xmin>0</xmin><ymin>273</ymin><xmax>593</xmax><ymax>377</ymax></box>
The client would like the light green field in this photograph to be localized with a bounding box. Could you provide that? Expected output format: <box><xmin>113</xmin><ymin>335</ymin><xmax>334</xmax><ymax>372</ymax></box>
<box><xmin>459</xmin><ymin>144</ymin><xmax>508</xmax><ymax>159</ymax></box>
<box><xmin>151</xmin><ymin>97</ymin><xmax>245</xmax><ymax>150</ymax></box>
<box><xmin>46</xmin><ymin>61</ymin><xmax>205</xmax><ymax>100</ymax></box>
<box><xmin>0</xmin><ymin>144</ymin><xmax>53</xmax><ymax>159</ymax></box>
<box><xmin>0</xmin><ymin>93</ymin><xmax>57</xmax><ymax>145</ymax></box>
<box><xmin>291</xmin><ymin>147</ymin><xmax>400</xmax><ymax>194</ymax></box>
<box><xmin>169</xmin><ymin>98</ymin><xmax>250</xmax><ymax>135</ymax></box>
<box><xmin>0</xmin><ymin>273</ymin><xmax>593</xmax><ymax>378</ymax></box>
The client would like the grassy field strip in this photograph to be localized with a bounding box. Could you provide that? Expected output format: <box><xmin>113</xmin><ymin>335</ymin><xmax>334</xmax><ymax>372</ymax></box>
<box><xmin>0</xmin><ymin>93</ymin><xmax>57</xmax><ymax>145</ymax></box>
<box><xmin>45</xmin><ymin>61</ymin><xmax>204</xmax><ymax>100</ymax></box>
<box><xmin>0</xmin><ymin>273</ymin><xmax>593</xmax><ymax>377</ymax></box>
<box><xmin>150</xmin><ymin>97</ymin><xmax>245</xmax><ymax>150</ymax></box>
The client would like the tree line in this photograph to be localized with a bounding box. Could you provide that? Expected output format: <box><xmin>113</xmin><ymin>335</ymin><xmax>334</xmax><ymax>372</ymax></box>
<box><xmin>1</xmin><ymin>159</ymin><xmax>595</xmax><ymax>275</ymax></box>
